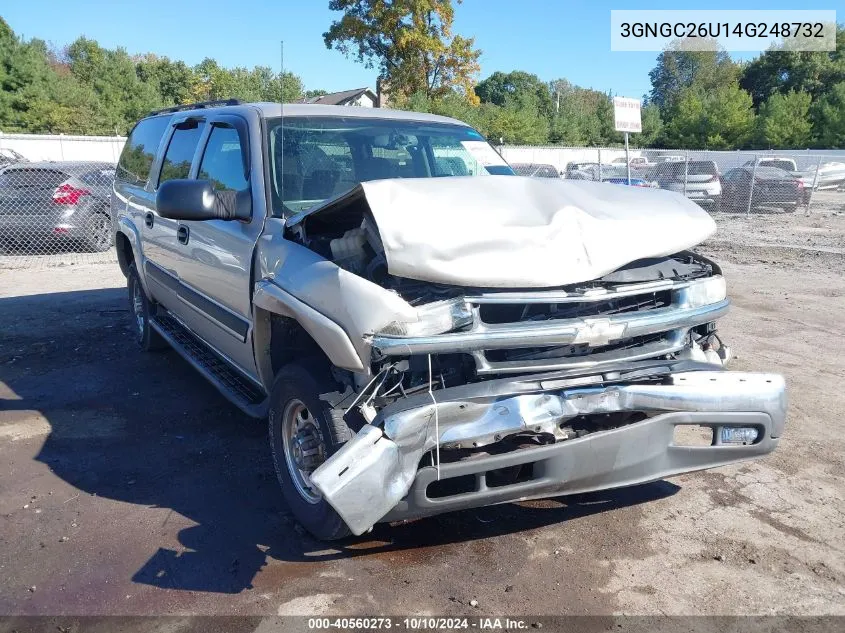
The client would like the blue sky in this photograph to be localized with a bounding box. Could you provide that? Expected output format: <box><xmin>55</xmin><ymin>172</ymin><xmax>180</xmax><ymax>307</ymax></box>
<box><xmin>3</xmin><ymin>1</ymin><xmax>838</xmax><ymax>99</ymax></box>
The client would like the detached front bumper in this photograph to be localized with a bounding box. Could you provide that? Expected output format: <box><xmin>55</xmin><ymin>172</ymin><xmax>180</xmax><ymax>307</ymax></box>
<box><xmin>311</xmin><ymin>369</ymin><xmax>787</xmax><ymax>535</ymax></box>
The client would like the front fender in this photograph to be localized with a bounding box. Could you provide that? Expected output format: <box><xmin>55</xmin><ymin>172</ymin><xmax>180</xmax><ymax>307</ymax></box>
<box><xmin>252</xmin><ymin>280</ymin><xmax>365</xmax><ymax>373</ymax></box>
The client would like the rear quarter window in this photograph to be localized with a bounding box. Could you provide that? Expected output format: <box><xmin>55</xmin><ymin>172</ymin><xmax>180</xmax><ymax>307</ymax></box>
<box><xmin>116</xmin><ymin>116</ymin><xmax>171</xmax><ymax>186</ymax></box>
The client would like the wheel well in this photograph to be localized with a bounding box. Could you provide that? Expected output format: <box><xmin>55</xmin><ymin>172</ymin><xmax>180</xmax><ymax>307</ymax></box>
<box><xmin>116</xmin><ymin>232</ymin><xmax>133</xmax><ymax>277</ymax></box>
<box><xmin>269</xmin><ymin>315</ymin><xmax>328</xmax><ymax>376</ymax></box>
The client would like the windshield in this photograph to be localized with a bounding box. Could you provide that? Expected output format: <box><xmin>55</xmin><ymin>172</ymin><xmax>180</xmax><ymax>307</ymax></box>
<box><xmin>266</xmin><ymin>116</ymin><xmax>513</xmax><ymax>215</ymax></box>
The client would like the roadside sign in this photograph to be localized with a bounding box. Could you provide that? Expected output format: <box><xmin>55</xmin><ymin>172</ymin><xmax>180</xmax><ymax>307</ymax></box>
<box><xmin>613</xmin><ymin>97</ymin><xmax>642</xmax><ymax>133</ymax></box>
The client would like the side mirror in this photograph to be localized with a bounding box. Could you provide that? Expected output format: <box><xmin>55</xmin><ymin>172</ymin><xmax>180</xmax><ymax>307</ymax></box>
<box><xmin>156</xmin><ymin>179</ymin><xmax>251</xmax><ymax>222</ymax></box>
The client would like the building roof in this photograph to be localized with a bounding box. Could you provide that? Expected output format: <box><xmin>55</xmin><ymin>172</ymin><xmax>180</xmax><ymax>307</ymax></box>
<box><xmin>304</xmin><ymin>88</ymin><xmax>377</xmax><ymax>106</ymax></box>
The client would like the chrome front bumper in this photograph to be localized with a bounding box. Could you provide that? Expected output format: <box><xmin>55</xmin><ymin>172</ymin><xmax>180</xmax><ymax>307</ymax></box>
<box><xmin>311</xmin><ymin>369</ymin><xmax>787</xmax><ymax>535</ymax></box>
<box><xmin>369</xmin><ymin>278</ymin><xmax>729</xmax><ymax>375</ymax></box>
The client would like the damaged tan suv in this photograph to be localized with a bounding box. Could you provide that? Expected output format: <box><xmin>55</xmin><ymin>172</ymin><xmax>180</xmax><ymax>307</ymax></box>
<box><xmin>112</xmin><ymin>100</ymin><xmax>787</xmax><ymax>540</ymax></box>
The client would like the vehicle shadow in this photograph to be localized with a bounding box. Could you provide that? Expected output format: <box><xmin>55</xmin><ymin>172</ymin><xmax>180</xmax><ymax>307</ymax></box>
<box><xmin>0</xmin><ymin>288</ymin><xmax>680</xmax><ymax>596</ymax></box>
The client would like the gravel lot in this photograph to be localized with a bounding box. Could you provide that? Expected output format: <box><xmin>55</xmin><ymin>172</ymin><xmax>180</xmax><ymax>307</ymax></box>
<box><xmin>0</xmin><ymin>209</ymin><xmax>843</xmax><ymax>619</ymax></box>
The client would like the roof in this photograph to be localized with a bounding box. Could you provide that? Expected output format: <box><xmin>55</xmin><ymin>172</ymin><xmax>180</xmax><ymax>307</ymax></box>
<box><xmin>1</xmin><ymin>161</ymin><xmax>114</xmax><ymax>173</ymax></box>
<box><xmin>303</xmin><ymin>88</ymin><xmax>377</xmax><ymax>106</ymax></box>
<box><xmin>146</xmin><ymin>102</ymin><xmax>468</xmax><ymax>127</ymax></box>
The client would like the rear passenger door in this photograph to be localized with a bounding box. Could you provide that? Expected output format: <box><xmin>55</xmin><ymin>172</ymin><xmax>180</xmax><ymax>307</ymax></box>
<box><xmin>113</xmin><ymin>113</ymin><xmax>171</xmax><ymax>294</ymax></box>
<box><xmin>163</xmin><ymin>113</ymin><xmax>263</xmax><ymax>377</ymax></box>
<box><xmin>142</xmin><ymin>116</ymin><xmax>207</xmax><ymax>310</ymax></box>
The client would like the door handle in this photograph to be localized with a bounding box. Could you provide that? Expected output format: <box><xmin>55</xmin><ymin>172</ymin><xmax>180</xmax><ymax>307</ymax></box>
<box><xmin>144</xmin><ymin>212</ymin><xmax>154</xmax><ymax>228</ymax></box>
<box><xmin>177</xmin><ymin>225</ymin><xmax>190</xmax><ymax>245</ymax></box>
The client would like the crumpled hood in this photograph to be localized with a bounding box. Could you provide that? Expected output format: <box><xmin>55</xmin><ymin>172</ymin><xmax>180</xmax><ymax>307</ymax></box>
<box><xmin>291</xmin><ymin>176</ymin><xmax>717</xmax><ymax>288</ymax></box>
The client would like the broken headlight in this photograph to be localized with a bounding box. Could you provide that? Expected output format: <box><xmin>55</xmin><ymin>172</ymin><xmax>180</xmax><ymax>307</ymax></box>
<box><xmin>378</xmin><ymin>299</ymin><xmax>473</xmax><ymax>337</ymax></box>
<box><xmin>684</xmin><ymin>275</ymin><xmax>727</xmax><ymax>308</ymax></box>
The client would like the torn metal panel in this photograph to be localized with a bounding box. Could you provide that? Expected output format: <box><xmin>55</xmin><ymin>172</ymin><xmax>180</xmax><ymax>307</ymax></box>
<box><xmin>255</xmin><ymin>219</ymin><xmax>420</xmax><ymax>372</ymax></box>
<box><xmin>288</xmin><ymin>176</ymin><xmax>717</xmax><ymax>288</ymax></box>
<box><xmin>310</xmin><ymin>369</ymin><xmax>787</xmax><ymax>535</ymax></box>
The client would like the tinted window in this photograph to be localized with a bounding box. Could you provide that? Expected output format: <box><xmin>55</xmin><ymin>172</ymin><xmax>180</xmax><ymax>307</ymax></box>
<box><xmin>755</xmin><ymin>167</ymin><xmax>794</xmax><ymax>180</ymax></box>
<box><xmin>198</xmin><ymin>126</ymin><xmax>248</xmax><ymax>191</ymax></box>
<box><xmin>0</xmin><ymin>169</ymin><xmax>67</xmax><ymax>189</ymax></box>
<box><xmin>116</xmin><ymin>116</ymin><xmax>170</xmax><ymax>186</ymax></box>
<box><xmin>158</xmin><ymin>122</ymin><xmax>206</xmax><ymax>187</ymax></box>
<box><xmin>686</xmin><ymin>161</ymin><xmax>718</xmax><ymax>176</ymax></box>
<box><xmin>760</xmin><ymin>159</ymin><xmax>794</xmax><ymax>172</ymax></box>
<box><xmin>80</xmin><ymin>169</ymin><xmax>116</xmax><ymax>187</ymax></box>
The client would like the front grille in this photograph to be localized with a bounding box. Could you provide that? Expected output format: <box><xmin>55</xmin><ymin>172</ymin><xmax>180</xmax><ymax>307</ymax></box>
<box><xmin>370</xmin><ymin>277</ymin><xmax>729</xmax><ymax>376</ymax></box>
<box><xmin>479</xmin><ymin>290</ymin><xmax>671</xmax><ymax>324</ymax></box>
<box><xmin>485</xmin><ymin>332</ymin><xmax>669</xmax><ymax>363</ymax></box>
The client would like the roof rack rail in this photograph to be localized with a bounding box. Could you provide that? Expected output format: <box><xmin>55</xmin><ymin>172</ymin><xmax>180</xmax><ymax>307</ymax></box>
<box><xmin>147</xmin><ymin>99</ymin><xmax>243</xmax><ymax>117</ymax></box>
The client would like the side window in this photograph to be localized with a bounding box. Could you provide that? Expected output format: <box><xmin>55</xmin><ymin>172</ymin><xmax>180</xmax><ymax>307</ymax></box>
<box><xmin>116</xmin><ymin>116</ymin><xmax>170</xmax><ymax>186</ymax></box>
<box><xmin>197</xmin><ymin>126</ymin><xmax>248</xmax><ymax>191</ymax></box>
<box><xmin>430</xmin><ymin>139</ymin><xmax>482</xmax><ymax>177</ymax></box>
<box><xmin>158</xmin><ymin>121</ymin><xmax>206</xmax><ymax>187</ymax></box>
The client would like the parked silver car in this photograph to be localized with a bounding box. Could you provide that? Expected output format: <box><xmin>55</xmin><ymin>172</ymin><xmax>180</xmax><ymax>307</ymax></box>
<box><xmin>113</xmin><ymin>100</ymin><xmax>786</xmax><ymax>540</ymax></box>
<box><xmin>647</xmin><ymin>160</ymin><xmax>722</xmax><ymax>212</ymax></box>
<box><xmin>0</xmin><ymin>161</ymin><xmax>116</xmax><ymax>252</ymax></box>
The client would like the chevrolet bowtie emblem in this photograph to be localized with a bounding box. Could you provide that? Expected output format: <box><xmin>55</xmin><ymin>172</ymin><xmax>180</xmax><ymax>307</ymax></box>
<box><xmin>572</xmin><ymin>318</ymin><xmax>627</xmax><ymax>347</ymax></box>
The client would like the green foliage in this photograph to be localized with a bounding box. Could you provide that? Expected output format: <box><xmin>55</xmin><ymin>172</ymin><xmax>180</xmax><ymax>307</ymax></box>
<box><xmin>1</xmin><ymin>14</ymin><xmax>843</xmax><ymax>149</ymax></box>
<box><xmin>649</xmin><ymin>45</ymin><xmax>740</xmax><ymax>115</ymax></box>
<box><xmin>740</xmin><ymin>28</ymin><xmax>845</xmax><ymax>106</ymax></box>
<box><xmin>0</xmin><ymin>16</ymin><xmax>306</xmax><ymax>136</ymax></box>
<box><xmin>476</xmin><ymin>71</ymin><xmax>553</xmax><ymax>117</ymax></box>
<box><xmin>663</xmin><ymin>83</ymin><xmax>754</xmax><ymax>149</ymax></box>
<box><xmin>324</xmin><ymin>0</ymin><xmax>481</xmax><ymax>103</ymax></box>
<box><xmin>812</xmin><ymin>82</ymin><xmax>845</xmax><ymax>148</ymax></box>
<box><xmin>639</xmin><ymin>103</ymin><xmax>663</xmax><ymax>147</ymax></box>
<box><xmin>757</xmin><ymin>90</ymin><xmax>813</xmax><ymax>148</ymax></box>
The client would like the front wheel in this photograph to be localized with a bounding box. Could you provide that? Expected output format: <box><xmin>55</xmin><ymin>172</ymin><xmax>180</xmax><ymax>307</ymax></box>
<box><xmin>269</xmin><ymin>362</ymin><xmax>352</xmax><ymax>541</ymax></box>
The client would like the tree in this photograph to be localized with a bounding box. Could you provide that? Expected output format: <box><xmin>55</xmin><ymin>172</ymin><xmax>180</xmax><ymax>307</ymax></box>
<box><xmin>66</xmin><ymin>37</ymin><xmax>161</xmax><ymax>134</ymax></box>
<box><xmin>475</xmin><ymin>71</ymin><xmax>553</xmax><ymax>116</ymax></box>
<box><xmin>740</xmin><ymin>26</ymin><xmax>845</xmax><ymax>106</ymax></box>
<box><xmin>756</xmin><ymin>90</ymin><xmax>813</xmax><ymax>148</ymax></box>
<box><xmin>649</xmin><ymin>44</ymin><xmax>740</xmax><ymax>115</ymax></box>
<box><xmin>478</xmin><ymin>100</ymin><xmax>548</xmax><ymax>145</ymax></box>
<box><xmin>812</xmin><ymin>81</ymin><xmax>845</xmax><ymax>148</ymax></box>
<box><xmin>0</xmin><ymin>18</ymin><xmax>308</xmax><ymax>135</ymax></box>
<box><xmin>639</xmin><ymin>103</ymin><xmax>664</xmax><ymax>147</ymax></box>
<box><xmin>546</xmin><ymin>82</ymin><xmax>615</xmax><ymax>146</ymax></box>
<box><xmin>136</xmin><ymin>55</ymin><xmax>195</xmax><ymax>105</ymax></box>
<box><xmin>663</xmin><ymin>82</ymin><xmax>754</xmax><ymax>149</ymax></box>
<box><xmin>305</xmin><ymin>88</ymin><xmax>328</xmax><ymax>99</ymax></box>
<box><xmin>323</xmin><ymin>0</ymin><xmax>481</xmax><ymax>103</ymax></box>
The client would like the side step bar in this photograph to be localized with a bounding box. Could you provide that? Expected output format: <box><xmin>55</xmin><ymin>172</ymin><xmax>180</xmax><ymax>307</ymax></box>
<box><xmin>151</xmin><ymin>312</ymin><xmax>268</xmax><ymax>419</ymax></box>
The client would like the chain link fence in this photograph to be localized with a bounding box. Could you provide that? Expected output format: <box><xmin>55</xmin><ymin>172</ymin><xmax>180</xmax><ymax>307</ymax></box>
<box><xmin>0</xmin><ymin>160</ymin><xmax>118</xmax><ymax>270</ymax></box>
<box><xmin>1</xmin><ymin>143</ymin><xmax>843</xmax><ymax>270</ymax></box>
<box><xmin>504</xmin><ymin>147</ymin><xmax>845</xmax><ymax>217</ymax></box>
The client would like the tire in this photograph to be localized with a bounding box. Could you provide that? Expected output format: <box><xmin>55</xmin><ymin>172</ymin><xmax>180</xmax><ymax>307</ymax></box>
<box><xmin>269</xmin><ymin>361</ymin><xmax>353</xmax><ymax>541</ymax></box>
<box><xmin>127</xmin><ymin>263</ymin><xmax>167</xmax><ymax>352</ymax></box>
<box><xmin>711</xmin><ymin>197</ymin><xmax>721</xmax><ymax>213</ymax></box>
<box><xmin>83</xmin><ymin>211</ymin><xmax>114</xmax><ymax>252</ymax></box>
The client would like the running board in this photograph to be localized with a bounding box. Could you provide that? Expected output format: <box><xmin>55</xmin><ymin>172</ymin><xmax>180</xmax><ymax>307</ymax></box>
<box><xmin>151</xmin><ymin>312</ymin><xmax>268</xmax><ymax>418</ymax></box>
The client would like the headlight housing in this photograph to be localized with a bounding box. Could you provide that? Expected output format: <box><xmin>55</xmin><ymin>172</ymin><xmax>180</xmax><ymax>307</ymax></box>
<box><xmin>685</xmin><ymin>275</ymin><xmax>727</xmax><ymax>308</ymax></box>
<box><xmin>378</xmin><ymin>299</ymin><xmax>473</xmax><ymax>337</ymax></box>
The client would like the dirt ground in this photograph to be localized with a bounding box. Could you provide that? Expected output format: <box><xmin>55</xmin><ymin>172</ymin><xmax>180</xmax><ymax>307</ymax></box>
<box><xmin>0</xmin><ymin>210</ymin><xmax>843</xmax><ymax>619</ymax></box>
